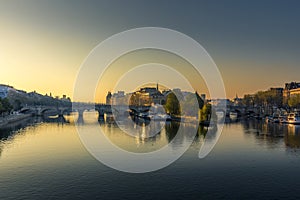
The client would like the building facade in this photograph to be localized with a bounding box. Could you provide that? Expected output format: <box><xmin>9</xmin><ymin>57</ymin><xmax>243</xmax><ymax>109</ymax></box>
<box><xmin>283</xmin><ymin>82</ymin><xmax>300</xmax><ymax>104</ymax></box>
<box><xmin>129</xmin><ymin>84</ymin><xmax>166</xmax><ymax>106</ymax></box>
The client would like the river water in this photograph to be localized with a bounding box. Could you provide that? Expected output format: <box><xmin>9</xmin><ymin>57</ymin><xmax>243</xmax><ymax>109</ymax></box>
<box><xmin>1</xmin><ymin>112</ymin><xmax>300</xmax><ymax>199</ymax></box>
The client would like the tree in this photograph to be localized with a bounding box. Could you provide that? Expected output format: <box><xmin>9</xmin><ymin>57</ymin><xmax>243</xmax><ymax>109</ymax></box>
<box><xmin>199</xmin><ymin>104</ymin><xmax>211</xmax><ymax>122</ymax></box>
<box><xmin>12</xmin><ymin>99</ymin><xmax>22</xmax><ymax>111</ymax></box>
<box><xmin>243</xmin><ymin>94</ymin><xmax>254</xmax><ymax>107</ymax></box>
<box><xmin>0</xmin><ymin>101</ymin><xmax>3</xmax><ymax>113</ymax></box>
<box><xmin>0</xmin><ymin>98</ymin><xmax>13</xmax><ymax>114</ymax></box>
<box><xmin>199</xmin><ymin>103</ymin><xmax>217</xmax><ymax>122</ymax></box>
<box><xmin>182</xmin><ymin>92</ymin><xmax>204</xmax><ymax>116</ymax></box>
<box><xmin>165</xmin><ymin>92</ymin><xmax>181</xmax><ymax>115</ymax></box>
<box><xmin>195</xmin><ymin>92</ymin><xmax>204</xmax><ymax>109</ymax></box>
<box><xmin>245</xmin><ymin>89</ymin><xmax>283</xmax><ymax>109</ymax></box>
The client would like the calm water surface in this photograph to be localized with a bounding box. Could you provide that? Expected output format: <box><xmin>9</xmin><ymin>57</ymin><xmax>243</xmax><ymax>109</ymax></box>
<box><xmin>1</xmin><ymin>112</ymin><xmax>300</xmax><ymax>200</ymax></box>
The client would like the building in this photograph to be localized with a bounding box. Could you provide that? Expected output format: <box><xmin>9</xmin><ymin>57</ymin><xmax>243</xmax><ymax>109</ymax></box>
<box><xmin>106</xmin><ymin>92</ymin><xmax>112</xmax><ymax>105</ymax></box>
<box><xmin>232</xmin><ymin>94</ymin><xmax>243</xmax><ymax>106</ymax></box>
<box><xmin>61</xmin><ymin>94</ymin><xmax>71</xmax><ymax>102</ymax></box>
<box><xmin>129</xmin><ymin>84</ymin><xmax>166</xmax><ymax>106</ymax></box>
<box><xmin>111</xmin><ymin>91</ymin><xmax>126</xmax><ymax>105</ymax></box>
<box><xmin>172</xmin><ymin>88</ymin><xmax>182</xmax><ymax>95</ymax></box>
<box><xmin>130</xmin><ymin>91</ymin><xmax>152</xmax><ymax>106</ymax></box>
<box><xmin>210</xmin><ymin>99</ymin><xmax>230</xmax><ymax>107</ymax></box>
<box><xmin>270</xmin><ymin>87</ymin><xmax>284</xmax><ymax>95</ymax></box>
<box><xmin>283</xmin><ymin>82</ymin><xmax>300</xmax><ymax>104</ymax></box>
<box><xmin>284</xmin><ymin>82</ymin><xmax>300</xmax><ymax>90</ymax></box>
<box><xmin>290</xmin><ymin>88</ymin><xmax>300</xmax><ymax>96</ymax></box>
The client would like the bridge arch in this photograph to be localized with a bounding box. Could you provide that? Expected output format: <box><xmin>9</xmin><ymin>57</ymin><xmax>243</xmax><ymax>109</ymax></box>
<box><xmin>20</xmin><ymin>107</ymin><xmax>32</xmax><ymax>114</ymax></box>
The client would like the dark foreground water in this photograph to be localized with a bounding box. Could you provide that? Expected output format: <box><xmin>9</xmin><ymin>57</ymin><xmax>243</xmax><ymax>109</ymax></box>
<box><xmin>1</xmin><ymin>112</ymin><xmax>300</xmax><ymax>200</ymax></box>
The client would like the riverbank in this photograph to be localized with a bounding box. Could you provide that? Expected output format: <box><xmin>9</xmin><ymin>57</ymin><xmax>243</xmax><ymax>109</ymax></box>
<box><xmin>170</xmin><ymin>115</ymin><xmax>214</xmax><ymax>126</ymax></box>
<box><xmin>0</xmin><ymin>114</ymin><xmax>32</xmax><ymax>127</ymax></box>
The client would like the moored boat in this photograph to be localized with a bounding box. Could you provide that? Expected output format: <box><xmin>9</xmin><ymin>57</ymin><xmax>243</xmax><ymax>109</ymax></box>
<box><xmin>272</xmin><ymin>114</ymin><xmax>280</xmax><ymax>123</ymax></box>
<box><xmin>150</xmin><ymin>114</ymin><xmax>171</xmax><ymax>121</ymax></box>
<box><xmin>265</xmin><ymin>116</ymin><xmax>272</xmax><ymax>123</ymax></box>
<box><xmin>279</xmin><ymin>115</ymin><xmax>288</xmax><ymax>123</ymax></box>
<box><xmin>287</xmin><ymin>113</ymin><xmax>300</xmax><ymax>124</ymax></box>
<box><xmin>137</xmin><ymin>112</ymin><xmax>150</xmax><ymax>120</ymax></box>
<box><xmin>229</xmin><ymin>111</ymin><xmax>238</xmax><ymax>120</ymax></box>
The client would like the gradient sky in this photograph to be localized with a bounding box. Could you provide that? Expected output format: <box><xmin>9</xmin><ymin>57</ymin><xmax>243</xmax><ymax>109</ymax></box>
<box><xmin>1</xmin><ymin>0</ymin><xmax>300</xmax><ymax>102</ymax></box>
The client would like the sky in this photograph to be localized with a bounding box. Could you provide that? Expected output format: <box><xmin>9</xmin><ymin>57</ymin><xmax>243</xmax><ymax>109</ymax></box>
<box><xmin>1</xmin><ymin>0</ymin><xmax>300</xmax><ymax>102</ymax></box>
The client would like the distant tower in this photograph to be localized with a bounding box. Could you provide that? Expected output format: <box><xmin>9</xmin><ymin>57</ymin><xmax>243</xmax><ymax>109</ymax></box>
<box><xmin>106</xmin><ymin>92</ymin><xmax>112</xmax><ymax>105</ymax></box>
<box><xmin>156</xmin><ymin>83</ymin><xmax>159</xmax><ymax>91</ymax></box>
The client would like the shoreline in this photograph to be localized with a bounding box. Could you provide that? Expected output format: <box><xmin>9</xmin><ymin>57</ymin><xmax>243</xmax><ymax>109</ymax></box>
<box><xmin>0</xmin><ymin>114</ymin><xmax>32</xmax><ymax>128</ymax></box>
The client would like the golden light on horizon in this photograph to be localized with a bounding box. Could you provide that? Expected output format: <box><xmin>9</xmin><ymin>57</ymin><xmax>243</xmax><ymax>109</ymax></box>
<box><xmin>0</xmin><ymin>20</ymin><xmax>292</xmax><ymax>102</ymax></box>
<box><xmin>0</xmin><ymin>19</ymin><xmax>88</xmax><ymax>99</ymax></box>
<box><xmin>95</xmin><ymin>49</ymin><xmax>209</xmax><ymax>103</ymax></box>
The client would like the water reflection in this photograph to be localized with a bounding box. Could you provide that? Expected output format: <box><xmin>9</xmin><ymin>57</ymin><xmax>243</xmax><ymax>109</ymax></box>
<box><xmin>0</xmin><ymin>113</ymin><xmax>219</xmax><ymax>157</ymax></box>
<box><xmin>242</xmin><ymin>119</ymin><xmax>286</xmax><ymax>137</ymax></box>
<box><xmin>72</xmin><ymin>112</ymin><xmax>218</xmax><ymax>154</ymax></box>
<box><xmin>42</xmin><ymin>115</ymin><xmax>69</xmax><ymax>124</ymax></box>
<box><xmin>76</xmin><ymin>114</ymin><xmax>84</xmax><ymax>125</ymax></box>
<box><xmin>0</xmin><ymin>115</ymin><xmax>72</xmax><ymax>157</ymax></box>
<box><xmin>2</xmin><ymin>113</ymin><xmax>300</xmax><ymax>199</ymax></box>
<box><xmin>0</xmin><ymin>117</ymin><xmax>37</xmax><ymax>157</ymax></box>
<box><xmin>0</xmin><ymin>117</ymin><xmax>38</xmax><ymax>141</ymax></box>
<box><xmin>242</xmin><ymin>119</ymin><xmax>300</xmax><ymax>149</ymax></box>
<box><xmin>285</xmin><ymin>125</ymin><xmax>300</xmax><ymax>148</ymax></box>
<box><xmin>165</xmin><ymin>122</ymin><xmax>179</xmax><ymax>142</ymax></box>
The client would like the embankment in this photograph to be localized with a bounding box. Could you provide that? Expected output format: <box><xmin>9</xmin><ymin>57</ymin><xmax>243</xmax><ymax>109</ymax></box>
<box><xmin>0</xmin><ymin>114</ymin><xmax>32</xmax><ymax>127</ymax></box>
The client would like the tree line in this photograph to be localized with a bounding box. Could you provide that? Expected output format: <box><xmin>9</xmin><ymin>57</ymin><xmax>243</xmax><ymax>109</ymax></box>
<box><xmin>164</xmin><ymin>91</ymin><xmax>213</xmax><ymax>122</ymax></box>
<box><xmin>0</xmin><ymin>90</ymin><xmax>72</xmax><ymax>115</ymax></box>
<box><xmin>243</xmin><ymin>89</ymin><xmax>300</xmax><ymax>109</ymax></box>
<box><xmin>0</xmin><ymin>98</ymin><xmax>13</xmax><ymax>115</ymax></box>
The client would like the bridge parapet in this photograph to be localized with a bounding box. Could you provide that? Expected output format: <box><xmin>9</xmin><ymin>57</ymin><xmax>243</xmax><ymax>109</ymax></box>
<box><xmin>20</xmin><ymin>105</ymin><xmax>72</xmax><ymax>116</ymax></box>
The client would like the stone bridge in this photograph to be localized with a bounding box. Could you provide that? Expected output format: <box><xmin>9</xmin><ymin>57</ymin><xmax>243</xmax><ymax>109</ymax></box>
<box><xmin>20</xmin><ymin>103</ymin><xmax>153</xmax><ymax>119</ymax></box>
<box><xmin>94</xmin><ymin>104</ymin><xmax>151</xmax><ymax>117</ymax></box>
<box><xmin>229</xmin><ymin>106</ymin><xmax>262</xmax><ymax>116</ymax></box>
<box><xmin>20</xmin><ymin>105</ymin><xmax>72</xmax><ymax>116</ymax></box>
<box><xmin>214</xmin><ymin>105</ymin><xmax>261</xmax><ymax>117</ymax></box>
